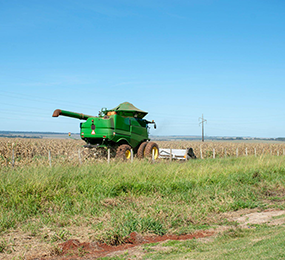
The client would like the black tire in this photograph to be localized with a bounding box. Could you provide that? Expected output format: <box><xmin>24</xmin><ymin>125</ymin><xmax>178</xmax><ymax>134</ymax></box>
<box><xmin>116</xmin><ymin>144</ymin><xmax>132</xmax><ymax>160</ymax></box>
<box><xmin>187</xmin><ymin>147</ymin><xmax>196</xmax><ymax>159</ymax></box>
<box><xmin>144</xmin><ymin>142</ymin><xmax>159</xmax><ymax>159</ymax></box>
<box><xmin>137</xmin><ymin>141</ymin><xmax>148</xmax><ymax>159</ymax></box>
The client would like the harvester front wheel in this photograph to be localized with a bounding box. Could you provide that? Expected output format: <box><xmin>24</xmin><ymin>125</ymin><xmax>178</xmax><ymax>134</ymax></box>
<box><xmin>137</xmin><ymin>141</ymin><xmax>148</xmax><ymax>159</ymax></box>
<box><xmin>144</xmin><ymin>142</ymin><xmax>159</xmax><ymax>160</ymax></box>
<box><xmin>116</xmin><ymin>144</ymin><xmax>132</xmax><ymax>160</ymax></box>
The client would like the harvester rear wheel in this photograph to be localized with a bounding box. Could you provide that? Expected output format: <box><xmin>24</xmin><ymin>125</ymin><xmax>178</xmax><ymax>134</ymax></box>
<box><xmin>116</xmin><ymin>144</ymin><xmax>132</xmax><ymax>160</ymax></box>
<box><xmin>137</xmin><ymin>141</ymin><xmax>148</xmax><ymax>159</ymax></box>
<box><xmin>144</xmin><ymin>142</ymin><xmax>159</xmax><ymax>160</ymax></box>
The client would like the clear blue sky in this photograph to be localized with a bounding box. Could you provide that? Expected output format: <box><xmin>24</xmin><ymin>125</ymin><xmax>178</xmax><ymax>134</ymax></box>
<box><xmin>1</xmin><ymin>0</ymin><xmax>284</xmax><ymax>137</ymax></box>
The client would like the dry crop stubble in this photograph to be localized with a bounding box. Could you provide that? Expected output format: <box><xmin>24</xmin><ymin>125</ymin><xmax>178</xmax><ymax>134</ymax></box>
<box><xmin>156</xmin><ymin>141</ymin><xmax>285</xmax><ymax>159</ymax></box>
<box><xmin>0</xmin><ymin>138</ymin><xmax>109</xmax><ymax>166</ymax></box>
<box><xmin>1</xmin><ymin>138</ymin><xmax>285</xmax><ymax>166</ymax></box>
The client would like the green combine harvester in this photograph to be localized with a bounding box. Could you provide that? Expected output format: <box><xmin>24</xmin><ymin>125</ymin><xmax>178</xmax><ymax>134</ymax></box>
<box><xmin>52</xmin><ymin>102</ymin><xmax>159</xmax><ymax>160</ymax></box>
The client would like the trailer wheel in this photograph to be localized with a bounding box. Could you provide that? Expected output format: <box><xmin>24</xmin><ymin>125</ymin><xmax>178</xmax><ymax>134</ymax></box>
<box><xmin>137</xmin><ymin>141</ymin><xmax>148</xmax><ymax>159</ymax></box>
<box><xmin>145</xmin><ymin>142</ymin><xmax>159</xmax><ymax>160</ymax></box>
<box><xmin>116</xmin><ymin>144</ymin><xmax>132</xmax><ymax>160</ymax></box>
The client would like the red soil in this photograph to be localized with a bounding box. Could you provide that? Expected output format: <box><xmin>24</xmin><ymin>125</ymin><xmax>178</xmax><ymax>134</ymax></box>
<box><xmin>44</xmin><ymin>230</ymin><xmax>214</xmax><ymax>259</ymax></box>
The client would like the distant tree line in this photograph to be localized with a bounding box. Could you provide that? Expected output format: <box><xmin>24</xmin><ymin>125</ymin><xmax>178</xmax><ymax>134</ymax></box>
<box><xmin>276</xmin><ymin>138</ymin><xmax>285</xmax><ymax>141</ymax></box>
<box><xmin>0</xmin><ymin>134</ymin><xmax>42</xmax><ymax>139</ymax></box>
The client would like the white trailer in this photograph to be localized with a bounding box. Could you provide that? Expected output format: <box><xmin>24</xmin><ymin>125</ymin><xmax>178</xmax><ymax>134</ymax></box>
<box><xmin>158</xmin><ymin>148</ymin><xmax>196</xmax><ymax>160</ymax></box>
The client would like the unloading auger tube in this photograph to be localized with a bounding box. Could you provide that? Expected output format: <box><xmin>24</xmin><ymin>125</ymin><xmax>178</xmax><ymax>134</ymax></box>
<box><xmin>52</xmin><ymin>109</ymin><xmax>94</xmax><ymax>120</ymax></box>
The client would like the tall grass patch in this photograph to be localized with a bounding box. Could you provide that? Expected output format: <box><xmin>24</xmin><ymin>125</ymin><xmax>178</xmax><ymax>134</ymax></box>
<box><xmin>1</xmin><ymin>156</ymin><xmax>285</xmax><ymax>243</ymax></box>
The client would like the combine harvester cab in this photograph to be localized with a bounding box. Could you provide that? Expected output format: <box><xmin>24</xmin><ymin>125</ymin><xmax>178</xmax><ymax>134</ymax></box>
<box><xmin>52</xmin><ymin>102</ymin><xmax>159</xmax><ymax>160</ymax></box>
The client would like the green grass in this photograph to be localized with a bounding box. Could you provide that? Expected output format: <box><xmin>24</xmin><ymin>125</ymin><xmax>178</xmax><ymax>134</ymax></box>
<box><xmin>1</xmin><ymin>156</ymin><xmax>285</xmax><ymax>244</ymax></box>
<box><xmin>139</xmin><ymin>224</ymin><xmax>285</xmax><ymax>260</ymax></box>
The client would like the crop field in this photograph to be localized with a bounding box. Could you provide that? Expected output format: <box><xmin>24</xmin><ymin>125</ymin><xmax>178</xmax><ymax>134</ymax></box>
<box><xmin>1</xmin><ymin>137</ymin><xmax>285</xmax><ymax>167</ymax></box>
<box><xmin>1</xmin><ymin>138</ymin><xmax>285</xmax><ymax>259</ymax></box>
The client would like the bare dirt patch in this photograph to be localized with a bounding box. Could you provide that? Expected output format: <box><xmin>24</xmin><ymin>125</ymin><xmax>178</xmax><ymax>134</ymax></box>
<box><xmin>0</xmin><ymin>229</ymin><xmax>54</xmax><ymax>260</ymax></box>
<box><xmin>231</xmin><ymin>209</ymin><xmax>285</xmax><ymax>227</ymax></box>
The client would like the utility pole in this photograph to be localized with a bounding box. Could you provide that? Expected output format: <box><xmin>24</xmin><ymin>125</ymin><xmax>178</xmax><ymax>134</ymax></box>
<box><xmin>199</xmin><ymin>114</ymin><xmax>207</xmax><ymax>142</ymax></box>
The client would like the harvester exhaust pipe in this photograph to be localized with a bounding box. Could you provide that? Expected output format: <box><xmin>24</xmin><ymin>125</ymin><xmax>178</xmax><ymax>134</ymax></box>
<box><xmin>52</xmin><ymin>109</ymin><xmax>94</xmax><ymax>120</ymax></box>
